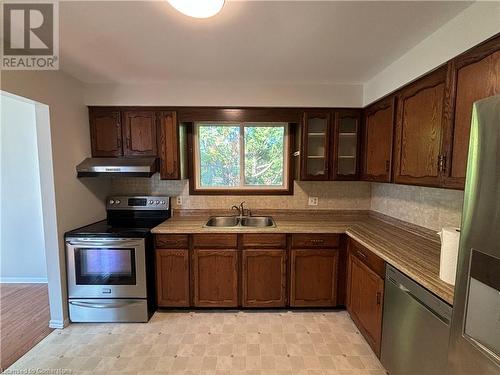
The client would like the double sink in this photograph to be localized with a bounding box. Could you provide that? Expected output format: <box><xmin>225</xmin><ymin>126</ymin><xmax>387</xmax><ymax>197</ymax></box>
<box><xmin>205</xmin><ymin>216</ymin><xmax>276</xmax><ymax>228</ymax></box>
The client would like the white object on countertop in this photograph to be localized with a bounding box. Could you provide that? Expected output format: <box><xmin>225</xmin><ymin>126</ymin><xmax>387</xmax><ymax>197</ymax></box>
<box><xmin>438</xmin><ymin>227</ymin><xmax>461</xmax><ymax>285</ymax></box>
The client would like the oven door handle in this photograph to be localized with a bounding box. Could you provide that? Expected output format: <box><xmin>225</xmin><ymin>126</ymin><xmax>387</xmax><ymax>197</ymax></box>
<box><xmin>69</xmin><ymin>300</ymin><xmax>142</xmax><ymax>309</ymax></box>
<box><xmin>68</xmin><ymin>239</ymin><xmax>143</xmax><ymax>247</ymax></box>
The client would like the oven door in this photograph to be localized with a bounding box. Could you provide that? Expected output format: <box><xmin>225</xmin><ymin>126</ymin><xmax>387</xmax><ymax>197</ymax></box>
<box><xmin>66</xmin><ymin>238</ymin><xmax>147</xmax><ymax>299</ymax></box>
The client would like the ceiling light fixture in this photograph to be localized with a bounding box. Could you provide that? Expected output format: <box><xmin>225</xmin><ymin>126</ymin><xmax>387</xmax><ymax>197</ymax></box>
<box><xmin>167</xmin><ymin>0</ymin><xmax>225</xmax><ymax>19</ymax></box>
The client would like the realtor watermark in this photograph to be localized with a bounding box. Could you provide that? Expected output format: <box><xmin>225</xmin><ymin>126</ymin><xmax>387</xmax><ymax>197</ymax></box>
<box><xmin>1</xmin><ymin>1</ymin><xmax>59</xmax><ymax>70</ymax></box>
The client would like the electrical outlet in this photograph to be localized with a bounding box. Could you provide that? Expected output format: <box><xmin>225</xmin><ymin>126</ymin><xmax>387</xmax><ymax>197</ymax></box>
<box><xmin>176</xmin><ymin>196</ymin><xmax>183</xmax><ymax>206</ymax></box>
<box><xmin>308</xmin><ymin>196</ymin><xmax>319</xmax><ymax>206</ymax></box>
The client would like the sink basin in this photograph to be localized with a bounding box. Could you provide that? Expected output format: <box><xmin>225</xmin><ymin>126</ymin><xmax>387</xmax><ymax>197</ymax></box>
<box><xmin>204</xmin><ymin>216</ymin><xmax>276</xmax><ymax>228</ymax></box>
<box><xmin>205</xmin><ymin>216</ymin><xmax>240</xmax><ymax>227</ymax></box>
<box><xmin>240</xmin><ymin>216</ymin><xmax>276</xmax><ymax>227</ymax></box>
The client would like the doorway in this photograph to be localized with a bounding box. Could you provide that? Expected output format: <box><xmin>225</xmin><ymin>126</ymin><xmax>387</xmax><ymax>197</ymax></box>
<box><xmin>0</xmin><ymin>92</ymin><xmax>56</xmax><ymax>370</ymax></box>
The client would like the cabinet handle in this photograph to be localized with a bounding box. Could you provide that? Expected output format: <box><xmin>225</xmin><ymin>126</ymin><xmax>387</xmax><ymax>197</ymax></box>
<box><xmin>356</xmin><ymin>250</ymin><xmax>367</xmax><ymax>259</ymax></box>
<box><xmin>376</xmin><ymin>292</ymin><xmax>381</xmax><ymax>305</ymax></box>
<box><xmin>438</xmin><ymin>155</ymin><xmax>447</xmax><ymax>173</ymax></box>
<box><xmin>385</xmin><ymin>160</ymin><xmax>390</xmax><ymax>173</ymax></box>
<box><xmin>310</xmin><ymin>239</ymin><xmax>324</xmax><ymax>244</ymax></box>
<box><xmin>116</xmin><ymin>138</ymin><xmax>120</xmax><ymax>149</ymax></box>
<box><xmin>127</xmin><ymin>137</ymin><xmax>131</xmax><ymax>149</ymax></box>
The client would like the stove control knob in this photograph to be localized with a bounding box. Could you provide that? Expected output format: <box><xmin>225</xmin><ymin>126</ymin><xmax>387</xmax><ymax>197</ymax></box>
<box><xmin>161</xmin><ymin>200</ymin><xmax>165</xmax><ymax>204</ymax></box>
<box><xmin>155</xmin><ymin>200</ymin><xmax>160</xmax><ymax>204</ymax></box>
<box><xmin>115</xmin><ymin>199</ymin><xmax>121</xmax><ymax>204</ymax></box>
<box><xmin>149</xmin><ymin>200</ymin><xmax>153</xmax><ymax>204</ymax></box>
<box><xmin>109</xmin><ymin>200</ymin><xmax>115</xmax><ymax>204</ymax></box>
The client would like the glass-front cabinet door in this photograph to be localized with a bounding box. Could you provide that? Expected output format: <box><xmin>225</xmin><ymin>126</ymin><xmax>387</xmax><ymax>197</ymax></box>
<box><xmin>301</xmin><ymin>111</ymin><xmax>332</xmax><ymax>180</ymax></box>
<box><xmin>333</xmin><ymin>110</ymin><xmax>361</xmax><ymax>180</ymax></box>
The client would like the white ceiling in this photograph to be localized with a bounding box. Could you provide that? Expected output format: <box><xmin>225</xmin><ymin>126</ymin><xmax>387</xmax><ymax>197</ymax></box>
<box><xmin>60</xmin><ymin>1</ymin><xmax>472</xmax><ymax>85</ymax></box>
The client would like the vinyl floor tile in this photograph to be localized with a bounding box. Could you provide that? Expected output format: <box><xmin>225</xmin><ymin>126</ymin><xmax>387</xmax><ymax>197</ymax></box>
<box><xmin>5</xmin><ymin>310</ymin><xmax>386</xmax><ymax>374</ymax></box>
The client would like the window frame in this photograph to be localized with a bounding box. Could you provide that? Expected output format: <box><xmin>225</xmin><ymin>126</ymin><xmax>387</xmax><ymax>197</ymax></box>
<box><xmin>190</xmin><ymin>121</ymin><xmax>293</xmax><ymax>195</ymax></box>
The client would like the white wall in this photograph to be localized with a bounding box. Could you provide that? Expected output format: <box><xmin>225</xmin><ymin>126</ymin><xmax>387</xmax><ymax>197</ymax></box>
<box><xmin>364</xmin><ymin>1</ymin><xmax>500</xmax><ymax>105</ymax></box>
<box><xmin>0</xmin><ymin>71</ymin><xmax>110</xmax><ymax>328</ymax></box>
<box><xmin>84</xmin><ymin>82</ymin><xmax>363</xmax><ymax>107</ymax></box>
<box><xmin>0</xmin><ymin>94</ymin><xmax>47</xmax><ymax>283</ymax></box>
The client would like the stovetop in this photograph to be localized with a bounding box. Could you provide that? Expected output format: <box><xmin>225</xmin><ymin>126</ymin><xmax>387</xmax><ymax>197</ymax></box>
<box><xmin>65</xmin><ymin>196</ymin><xmax>171</xmax><ymax>239</ymax></box>
<box><xmin>65</xmin><ymin>220</ymin><xmax>154</xmax><ymax>238</ymax></box>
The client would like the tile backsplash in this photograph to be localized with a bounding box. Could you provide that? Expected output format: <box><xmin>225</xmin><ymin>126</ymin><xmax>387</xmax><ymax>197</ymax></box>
<box><xmin>370</xmin><ymin>183</ymin><xmax>464</xmax><ymax>231</ymax></box>
<box><xmin>110</xmin><ymin>175</ymin><xmax>372</xmax><ymax>211</ymax></box>
<box><xmin>109</xmin><ymin>175</ymin><xmax>464</xmax><ymax>231</ymax></box>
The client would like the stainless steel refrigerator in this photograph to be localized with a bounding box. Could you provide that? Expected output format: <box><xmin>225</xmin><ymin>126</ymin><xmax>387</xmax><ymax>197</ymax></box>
<box><xmin>447</xmin><ymin>94</ymin><xmax>500</xmax><ymax>374</ymax></box>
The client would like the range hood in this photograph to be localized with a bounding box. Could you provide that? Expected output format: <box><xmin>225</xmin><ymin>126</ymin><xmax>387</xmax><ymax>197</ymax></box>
<box><xmin>76</xmin><ymin>157</ymin><xmax>158</xmax><ymax>177</ymax></box>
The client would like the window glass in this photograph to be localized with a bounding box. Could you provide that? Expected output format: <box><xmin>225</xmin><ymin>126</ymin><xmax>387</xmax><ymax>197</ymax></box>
<box><xmin>198</xmin><ymin>124</ymin><xmax>240</xmax><ymax>187</ymax></box>
<box><xmin>195</xmin><ymin>123</ymin><xmax>288</xmax><ymax>191</ymax></box>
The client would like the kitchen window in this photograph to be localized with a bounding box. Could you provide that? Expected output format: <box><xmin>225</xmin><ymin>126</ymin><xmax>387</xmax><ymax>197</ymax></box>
<box><xmin>192</xmin><ymin>122</ymin><xmax>291</xmax><ymax>194</ymax></box>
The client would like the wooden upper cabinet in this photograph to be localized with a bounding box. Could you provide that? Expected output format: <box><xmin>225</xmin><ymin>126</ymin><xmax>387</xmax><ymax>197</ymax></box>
<box><xmin>442</xmin><ymin>36</ymin><xmax>500</xmax><ymax>189</ymax></box>
<box><xmin>362</xmin><ymin>96</ymin><xmax>395</xmax><ymax>182</ymax></box>
<box><xmin>301</xmin><ymin>111</ymin><xmax>332</xmax><ymax>180</ymax></box>
<box><xmin>333</xmin><ymin>110</ymin><xmax>361</xmax><ymax>180</ymax></box>
<box><xmin>393</xmin><ymin>65</ymin><xmax>449</xmax><ymax>187</ymax></box>
<box><xmin>90</xmin><ymin>109</ymin><xmax>122</xmax><ymax>157</ymax></box>
<box><xmin>158</xmin><ymin>111</ymin><xmax>186</xmax><ymax>180</ymax></box>
<box><xmin>122</xmin><ymin>110</ymin><xmax>157</xmax><ymax>156</ymax></box>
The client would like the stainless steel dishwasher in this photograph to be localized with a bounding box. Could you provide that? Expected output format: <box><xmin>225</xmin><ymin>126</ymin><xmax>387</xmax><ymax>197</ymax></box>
<box><xmin>381</xmin><ymin>265</ymin><xmax>453</xmax><ymax>375</ymax></box>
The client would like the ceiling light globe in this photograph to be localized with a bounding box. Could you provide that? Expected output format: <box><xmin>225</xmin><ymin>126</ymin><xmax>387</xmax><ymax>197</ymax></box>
<box><xmin>167</xmin><ymin>0</ymin><xmax>225</xmax><ymax>18</ymax></box>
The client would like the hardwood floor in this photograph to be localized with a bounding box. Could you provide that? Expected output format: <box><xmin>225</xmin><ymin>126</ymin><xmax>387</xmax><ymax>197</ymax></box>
<box><xmin>0</xmin><ymin>283</ymin><xmax>53</xmax><ymax>371</ymax></box>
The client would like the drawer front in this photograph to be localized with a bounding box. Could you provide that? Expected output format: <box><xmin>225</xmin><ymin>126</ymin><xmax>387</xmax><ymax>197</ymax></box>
<box><xmin>291</xmin><ymin>234</ymin><xmax>340</xmax><ymax>248</ymax></box>
<box><xmin>193</xmin><ymin>234</ymin><xmax>237</xmax><ymax>248</ymax></box>
<box><xmin>241</xmin><ymin>234</ymin><xmax>286</xmax><ymax>248</ymax></box>
<box><xmin>348</xmin><ymin>238</ymin><xmax>385</xmax><ymax>278</ymax></box>
<box><xmin>155</xmin><ymin>234</ymin><xmax>189</xmax><ymax>249</ymax></box>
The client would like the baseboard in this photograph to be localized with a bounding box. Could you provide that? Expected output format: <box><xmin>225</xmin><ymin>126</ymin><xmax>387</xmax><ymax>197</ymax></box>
<box><xmin>49</xmin><ymin>318</ymin><xmax>70</xmax><ymax>329</ymax></box>
<box><xmin>0</xmin><ymin>277</ymin><xmax>48</xmax><ymax>283</ymax></box>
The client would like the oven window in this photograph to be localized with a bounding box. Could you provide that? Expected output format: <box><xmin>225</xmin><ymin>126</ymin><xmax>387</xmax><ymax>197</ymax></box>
<box><xmin>74</xmin><ymin>248</ymin><xmax>136</xmax><ymax>285</ymax></box>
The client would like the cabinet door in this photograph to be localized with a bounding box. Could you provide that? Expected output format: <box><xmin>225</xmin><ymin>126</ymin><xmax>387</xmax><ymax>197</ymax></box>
<box><xmin>362</xmin><ymin>96</ymin><xmax>395</xmax><ymax>182</ymax></box>
<box><xmin>290</xmin><ymin>249</ymin><xmax>338</xmax><ymax>307</ymax></box>
<box><xmin>443</xmin><ymin>37</ymin><xmax>500</xmax><ymax>189</ymax></box>
<box><xmin>156</xmin><ymin>249</ymin><xmax>190</xmax><ymax>307</ymax></box>
<box><xmin>242</xmin><ymin>249</ymin><xmax>286</xmax><ymax>307</ymax></box>
<box><xmin>301</xmin><ymin>111</ymin><xmax>332</xmax><ymax>180</ymax></box>
<box><xmin>90</xmin><ymin>109</ymin><xmax>122</xmax><ymax>157</ymax></box>
<box><xmin>122</xmin><ymin>111</ymin><xmax>157</xmax><ymax>156</ymax></box>
<box><xmin>193</xmin><ymin>249</ymin><xmax>238</xmax><ymax>307</ymax></box>
<box><xmin>346</xmin><ymin>254</ymin><xmax>384</xmax><ymax>357</ymax></box>
<box><xmin>394</xmin><ymin>66</ymin><xmax>448</xmax><ymax>187</ymax></box>
<box><xmin>333</xmin><ymin>110</ymin><xmax>361</xmax><ymax>180</ymax></box>
<box><xmin>158</xmin><ymin>111</ymin><xmax>184</xmax><ymax>180</ymax></box>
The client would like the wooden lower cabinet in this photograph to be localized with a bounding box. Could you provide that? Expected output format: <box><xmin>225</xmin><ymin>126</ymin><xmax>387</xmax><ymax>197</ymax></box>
<box><xmin>192</xmin><ymin>249</ymin><xmax>238</xmax><ymax>307</ymax></box>
<box><xmin>155</xmin><ymin>249</ymin><xmax>190</xmax><ymax>307</ymax></box>
<box><xmin>346</xmin><ymin>247</ymin><xmax>384</xmax><ymax>357</ymax></box>
<box><xmin>290</xmin><ymin>248</ymin><xmax>338</xmax><ymax>307</ymax></box>
<box><xmin>242</xmin><ymin>249</ymin><xmax>287</xmax><ymax>307</ymax></box>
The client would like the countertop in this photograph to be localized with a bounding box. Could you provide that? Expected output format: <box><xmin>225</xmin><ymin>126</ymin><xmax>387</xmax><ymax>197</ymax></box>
<box><xmin>152</xmin><ymin>210</ymin><xmax>454</xmax><ymax>305</ymax></box>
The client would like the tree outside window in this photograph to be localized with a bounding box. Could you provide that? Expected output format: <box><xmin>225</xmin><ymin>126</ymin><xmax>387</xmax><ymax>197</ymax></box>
<box><xmin>195</xmin><ymin>122</ymin><xmax>288</xmax><ymax>192</ymax></box>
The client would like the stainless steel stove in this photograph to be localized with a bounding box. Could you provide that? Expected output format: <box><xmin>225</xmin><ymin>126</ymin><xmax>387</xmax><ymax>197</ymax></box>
<box><xmin>65</xmin><ymin>196</ymin><xmax>170</xmax><ymax>323</ymax></box>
